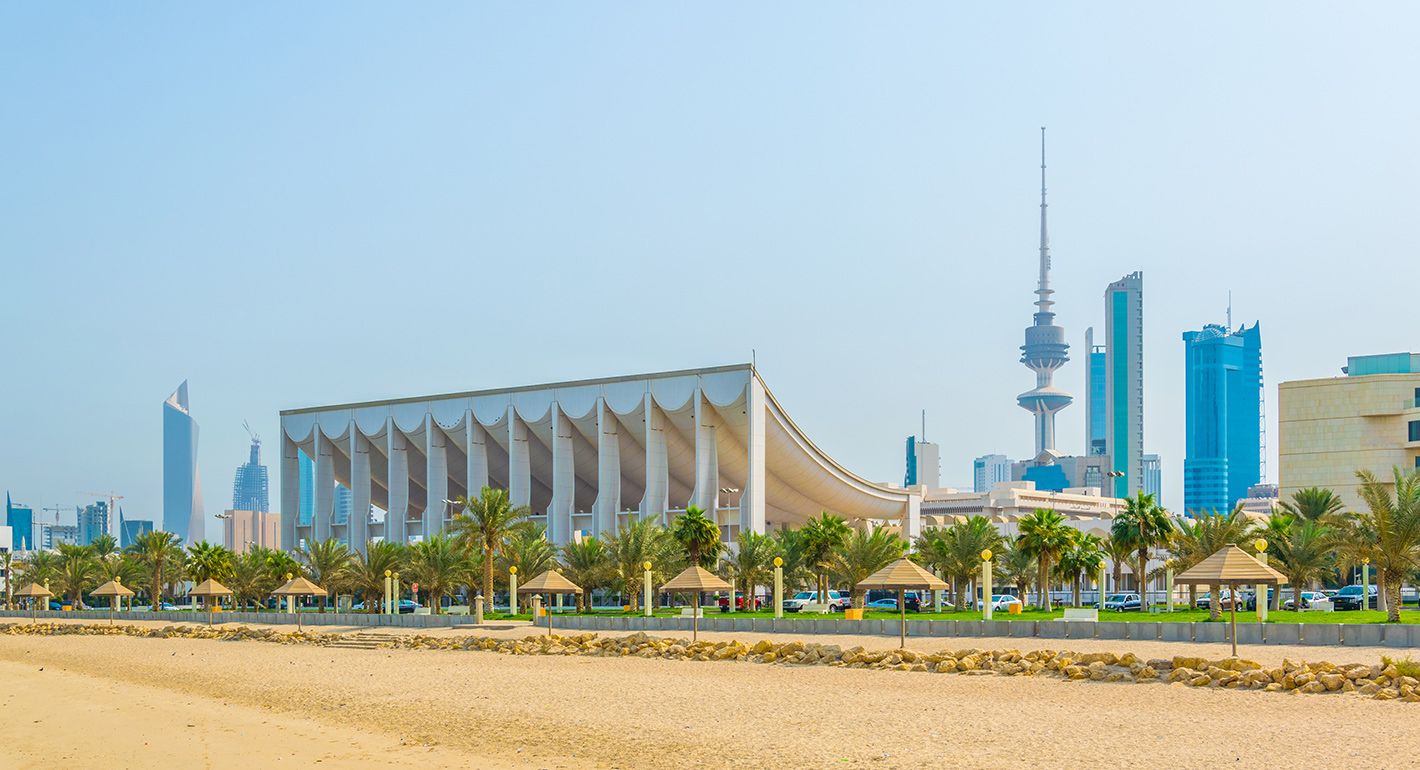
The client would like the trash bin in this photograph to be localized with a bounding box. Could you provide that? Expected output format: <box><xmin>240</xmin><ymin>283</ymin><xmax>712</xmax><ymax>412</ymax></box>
<box><xmin>844</xmin><ymin>608</ymin><xmax>864</xmax><ymax>620</ymax></box>
<box><xmin>1007</xmin><ymin>603</ymin><xmax>1022</xmax><ymax>615</ymax></box>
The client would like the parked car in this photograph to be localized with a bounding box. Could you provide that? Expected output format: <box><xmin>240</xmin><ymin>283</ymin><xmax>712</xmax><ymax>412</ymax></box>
<box><xmin>351</xmin><ymin>599</ymin><xmax>418</xmax><ymax>614</ymax></box>
<box><xmin>1242</xmin><ymin>589</ymin><xmax>1277</xmax><ymax>611</ymax></box>
<box><xmin>1282</xmin><ymin>591</ymin><xmax>1330</xmax><ymax>611</ymax></box>
<box><xmin>864</xmin><ymin>594</ymin><xmax>924</xmax><ymax>613</ymax></box>
<box><xmin>1332</xmin><ymin>584</ymin><xmax>1379</xmax><ymax>611</ymax></box>
<box><xmin>132</xmin><ymin>603</ymin><xmax>178</xmax><ymax>611</ymax></box>
<box><xmin>865</xmin><ymin>590</ymin><xmax>934</xmax><ymax>612</ymax></box>
<box><xmin>717</xmin><ymin>595</ymin><xmax>764</xmax><ymax>611</ymax></box>
<box><xmin>1101</xmin><ymin>592</ymin><xmax>1142</xmax><ymax>612</ymax></box>
<box><xmin>1196</xmin><ymin>589</ymin><xmax>1237</xmax><ymax>610</ymax></box>
<box><xmin>782</xmin><ymin>590</ymin><xmax>850</xmax><ymax>612</ymax></box>
<box><xmin>976</xmin><ymin>594</ymin><xmax>1022</xmax><ymax>612</ymax></box>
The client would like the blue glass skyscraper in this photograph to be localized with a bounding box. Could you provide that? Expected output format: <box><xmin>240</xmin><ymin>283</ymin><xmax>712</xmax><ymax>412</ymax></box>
<box><xmin>163</xmin><ymin>381</ymin><xmax>205</xmax><ymax>544</ymax></box>
<box><xmin>5</xmin><ymin>493</ymin><xmax>34</xmax><ymax>550</ymax></box>
<box><xmin>1182</xmin><ymin>323</ymin><xmax>1262</xmax><ymax>515</ymax></box>
<box><xmin>298</xmin><ymin>449</ymin><xmax>314</xmax><ymax>526</ymax></box>
<box><xmin>232</xmin><ymin>437</ymin><xmax>270</xmax><ymax>512</ymax></box>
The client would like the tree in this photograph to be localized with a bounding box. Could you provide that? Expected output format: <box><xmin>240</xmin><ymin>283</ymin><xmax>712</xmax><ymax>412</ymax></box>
<box><xmin>1354</xmin><ymin>467</ymin><xmax>1420</xmax><ymax>622</ymax></box>
<box><xmin>1017</xmin><ymin>508</ymin><xmax>1074</xmax><ymax>609</ymax></box>
<box><xmin>724</xmin><ymin>531</ymin><xmax>776</xmax><ymax>612</ymax></box>
<box><xmin>299</xmin><ymin>538</ymin><xmax>352</xmax><ymax>612</ymax></box>
<box><xmin>228</xmin><ymin>549</ymin><xmax>278</xmax><ymax>610</ymax></box>
<box><xmin>187</xmin><ymin>541</ymin><xmax>235</xmax><ymax>584</ymax></box>
<box><xmin>916</xmin><ymin>517</ymin><xmax>1001</xmax><ymax>612</ymax></box>
<box><xmin>560</xmin><ymin>537</ymin><xmax>612</xmax><ymax>612</ymax></box>
<box><xmin>126</xmin><ymin>530</ymin><xmax>184</xmax><ymax>609</ymax></box>
<box><xmin>449</xmin><ymin>487</ymin><xmax>530</xmax><ymax>610</ymax></box>
<box><xmin>800</xmin><ymin>512</ymin><xmax>852</xmax><ymax>600</ymax></box>
<box><xmin>671</xmin><ymin>506</ymin><xmax>721</xmax><ymax>570</ymax></box>
<box><xmin>406</xmin><ymin>534</ymin><xmax>470</xmax><ymax>614</ymax></box>
<box><xmin>55</xmin><ymin>543</ymin><xmax>100</xmax><ymax>608</ymax></box>
<box><xmin>1111</xmin><ymin>493</ymin><xmax>1174</xmax><ymax>609</ymax></box>
<box><xmin>607</xmin><ymin>518</ymin><xmax>675</xmax><ymax>612</ymax></box>
<box><xmin>771</xmin><ymin>527</ymin><xmax>813</xmax><ymax>593</ymax></box>
<box><xmin>500</xmin><ymin>523</ymin><xmax>557</xmax><ymax>591</ymax></box>
<box><xmin>0</xmin><ymin>549</ymin><xmax>13</xmax><ymax>609</ymax></box>
<box><xmin>1167</xmin><ymin>507</ymin><xmax>1253</xmax><ymax>620</ymax></box>
<box><xmin>90</xmin><ymin>533</ymin><xmax>119</xmax><ymax>560</ymax></box>
<box><xmin>829</xmin><ymin>528</ymin><xmax>906</xmax><ymax>609</ymax></box>
<box><xmin>16</xmin><ymin>550</ymin><xmax>61</xmax><ymax>598</ymax></box>
<box><xmin>995</xmin><ymin>542</ymin><xmax>1036</xmax><ymax>607</ymax></box>
<box><xmin>1278</xmin><ymin>487</ymin><xmax>1345</xmax><ymax>525</ymax></box>
<box><xmin>1270</xmin><ymin>515</ymin><xmax>1336</xmax><ymax>610</ymax></box>
<box><xmin>1056</xmin><ymin>533</ymin><xmax>1105</xmax><ymax>607</ymax></box>
<box><xmin>344</xmin><ymin>541</ymin><xmax>406</xmax><ymax>613</ymax></box>
<box><xmin>1103</xmin><ymin>535</ymin><xmax>1133</xmax><ymax>595</ymax></box>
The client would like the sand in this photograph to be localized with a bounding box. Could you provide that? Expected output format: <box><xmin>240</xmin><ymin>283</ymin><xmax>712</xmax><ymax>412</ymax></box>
<box><xmin>2</xmin><ymin>620</ymin><xmax>1418</xmax><ymax>769</ymax></box>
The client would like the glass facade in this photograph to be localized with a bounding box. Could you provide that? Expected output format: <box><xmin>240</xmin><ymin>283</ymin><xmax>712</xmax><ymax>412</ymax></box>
<box><xmin>904</xmin><ymin>436</ymin><xmax>918</xmax><ymax>486</ymax></box>
<box><xmin>5</xmin><ymin>493</ymin><xmax>33</xmax><ymax>551</ymax></box>
<box><xmin>163</xmin><ymin>382</ymin><xmax>204</xmax><ymax>543</ymax></box>
<box><xmin>232</xmin><ymin>438</ymin><xmax>270</xmax><ymax>512</ymax></box>
<box><xmin>1088</xmin><ymin>347</ymin><xmax>1107</xmax><ymax>455</ymax></box>
<box><xmin>120</xmin><ymin>517</ymin><xmax>153</xmax><ymax>548</ymax></box>
<box><xmin>298</xmin><ymin>450</ymin><xmax>314</xmax><ymax>526</ymax></box>
<box><xmin>1182</xmin><ymin>323</ymin><xmax>1263</xmax><ymax>516</ymax></box>
<box><xmin>78</xmin><ymin>501</ymin><xmax>109</xmax><ymax>546</ymax></box>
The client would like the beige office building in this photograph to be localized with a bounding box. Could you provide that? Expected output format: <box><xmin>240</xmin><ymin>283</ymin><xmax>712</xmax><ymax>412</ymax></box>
<box><xmin>1279</xmin><ymin>352</ymin><xmax>1420</xmax><ymax>512</ymax></box>
<box><xmin>222</xmin><ymin>509</ymin><xmax>281</xmax><ymax>554</ymax></box>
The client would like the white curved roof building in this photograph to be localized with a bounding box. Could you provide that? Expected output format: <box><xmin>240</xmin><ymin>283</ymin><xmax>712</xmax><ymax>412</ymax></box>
<box><xmin>279</xmin><ymin>365</ymin><xmax>920</xmax><ymax>551</ymax></box>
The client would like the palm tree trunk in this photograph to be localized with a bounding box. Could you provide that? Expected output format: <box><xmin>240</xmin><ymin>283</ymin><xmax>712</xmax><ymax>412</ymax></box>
<box><xmin>483</xmin><ymin>544</ymin><xmax>495</xmax><ymax>613</ymax></box>
<box><xmin>1037</xmin><ymin>561</ymin><xmax>1048</xmax><ymax>610</ymax></box>
<box><xmin>1209</xmin><ymin>586</ymin><xmax>1221</xmax><ymax>621</ymax></box>
<box><xmin>1072</xmin><ymin>576</ymin><xmax>1081</xmax><ymax>607</ymax></box>
<box><xmin>1137</xmin><ymin>551</ymin><xmax>1149</xmax><ymax>610</ymax></box>
<box><xmin>1387</xmin><ymin>578</ymin><xmax>1402</xmax><ymax>623</ymax></box>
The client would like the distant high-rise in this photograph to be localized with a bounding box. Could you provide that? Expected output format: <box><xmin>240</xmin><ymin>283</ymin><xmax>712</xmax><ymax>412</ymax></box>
<box><xmin>1141</xmin><ymin>454</ymin><xmax>1162</xmax><ymax>504</ymax></box>
<box><xmin>5</xmin><ymin>493</ymin><xmax>34</xmax><ymax>551</ymax></box>
<box><xmin>904</xmin><ymin>436</ymin><xmax>940</xmax><ymax>488</ymax></box>
<box><xmin>44</xmin><ymin>524</ymin><xmax>79</xmax><ymax>549</ymax></box>
<box><xmin>232</xmin><ymin>435</ymin><xmax>270</xmax><ymax>513</ymax></box>
<box><xmin>77</xmin><ymin>501</ymin><xmax>109</xmax><ymax>546</ymax></box>
<box><xmin>1104</xmin><ymin>272</ymin><xmax>1145</xmax><ymax>498</ymax></box>
<box><xmin>222</xmin><ymin>509</ymin><xmax>280</xmax><ymax>554</ymax></box>
<box><xmin>333</xmin><ymin>483</ymin><xmax>352</xmax><ymax>526</ymax></box>
<box><xmin>1182</xmin><ymin>323</ymin><xmax>1262</xmax><ymax>515</ymax></box>
<box><xmin>297</xmin><ymin>449</ymin><xmax>314</xmax><ymax>526</ymax></box>
<box><xmin>119</xmin><ymin>512</ymin><xmax>153</xmax><ymax>548</ymax></box>
<box><xmin>1084</xmin><ymin>329</ymin><xmax>1107</xmax><ymax>456</ymax></box>
<box><xmin>973</xmin><ymin>454</ymin><xmax>1012</xmax><ymax>492</ymax></box>
<box><xmin>163</xmin><ymin>381</ymin><xmax>205</xmax><ymax>544</ymax></box>
<box><xmin>1017</xmin><ymin>128</ymin><xmax>1072</xmax><ymax>456</ymax></box>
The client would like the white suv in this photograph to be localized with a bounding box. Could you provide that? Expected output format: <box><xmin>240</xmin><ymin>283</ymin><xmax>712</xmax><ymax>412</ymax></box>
<box><xmin>783</xmin><ymin>590</ymin><xmax>851</xmax><ymax>613</ymax></box>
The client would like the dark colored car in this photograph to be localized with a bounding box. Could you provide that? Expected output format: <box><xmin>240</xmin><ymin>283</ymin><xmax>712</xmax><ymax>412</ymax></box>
<box><xmin>1332</xmin><ymin>585</ymin><xmax>1378</xmax><ymax>611</ymax></box>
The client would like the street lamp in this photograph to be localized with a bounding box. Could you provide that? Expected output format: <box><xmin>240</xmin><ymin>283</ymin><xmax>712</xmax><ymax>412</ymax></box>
<box><xmin>980</xmin><ymin>549</ymin><xmax>994</xmax><ymax>620</ymax></box>
<box><xmin>1254</xmin><ymin>539</ymin><xmax>1269</xmax><ymax>621</ymax></box>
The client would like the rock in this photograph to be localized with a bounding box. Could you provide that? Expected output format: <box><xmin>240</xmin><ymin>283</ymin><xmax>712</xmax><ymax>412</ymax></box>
<box><xmin>1173</xmin><ymin>656</ymin><xmax>1208</xmax><ymax>671</ymax></box>
<box><xmin>1135</xmin><ymin>666</ymin><xmax>1160</xmax><ymax>681</ymax></box>
<box><xmin>1167</xmin><ymin>668</ymin><xmax>1195</xmax><ymax>683</ymax></box>
<box><xmin>1078</xmin><ymin>652</ymin><xmax>1117</xmax><ymax>666</ymax></box>
<box><xmin>1319</xmin><ymin>674</ymin><xmax>1346</xmax><ymax>691</ymax></box>
<box><xmin>760</xmin><ymin>652</ymin><xmax>777</xmax><ymax>664</ymax></box>
<box><xmin>935</xmin><ymin>660</ymin><xmax>958</xmax><ymax>673</ymax></box>
<box><xmin>1189</xmin><ymin>675</ymin><xmax>1212</xmax><ymax>687</ymax></box>
<box><xmin>1147</xmin><ymin>658</ymin><xmax>1173</xmax><ymax>672</ymax></box>
<box><xmin>1374</xmin><ymin>689</ymin><xmax>1398</xmax><ymax>701</ymax></box>
<box><xmin>1299</xmin><ymin>681</ymin><xmax>1327</xmax><ymax>694</ymax></box>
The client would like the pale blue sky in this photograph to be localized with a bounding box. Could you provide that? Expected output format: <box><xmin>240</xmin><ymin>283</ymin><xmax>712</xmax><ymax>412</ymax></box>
<box><xmin>3</xmin><ymin>4</ymin><xmax>1417</xmax><ymax>540</ymax></box>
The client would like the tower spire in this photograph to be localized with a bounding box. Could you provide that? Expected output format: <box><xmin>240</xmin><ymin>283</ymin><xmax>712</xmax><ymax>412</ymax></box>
<box><xmin>1018</xmin><ymin>126</ymin><xmax>1072</xmax><ymax>457</ymax></box>
<box><xmin>1036</xmin><ymin>126</ymin><xmax>1053</xmax><ymax>317</ymax></box>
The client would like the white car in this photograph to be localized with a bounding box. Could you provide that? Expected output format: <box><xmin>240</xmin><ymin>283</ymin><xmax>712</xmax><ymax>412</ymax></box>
<box><xmin>976</xmin><ymin>594</ymin><xmax>1022</xmax><ymax>612</ymax></box>
<box><xmin>782</xmin><ymin>590</ymin><xmax>851</xmax><ymax>612</ymax></box>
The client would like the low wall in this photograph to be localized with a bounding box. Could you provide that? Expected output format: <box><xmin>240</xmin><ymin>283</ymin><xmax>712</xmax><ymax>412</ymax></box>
<box><xmin>0</xmin><ymin>609</ymin><xmax>479</xmax><ymax>629</ymax></box>
<box><xmin>534</xmin><ymin>614</ymin><xmax>1420</xmax><ymax>648</ymax></box>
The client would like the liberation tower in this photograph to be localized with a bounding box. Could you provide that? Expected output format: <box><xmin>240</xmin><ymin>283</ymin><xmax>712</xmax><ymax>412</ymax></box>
<box><xmin>1016</xmin><ymin>128</ymin><xmax>1072</xmax><ymax>457</ymax></box>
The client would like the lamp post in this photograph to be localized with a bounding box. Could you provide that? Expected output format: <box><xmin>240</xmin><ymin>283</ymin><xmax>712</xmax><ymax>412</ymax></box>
<box><xmin>720</xmin><ymin>486</ymin><xmax>741</xmax><ymax>613</ymax></box>
<box><xmin>508</xmin><ymin>566</ymin><xmax>518</xmax><ymax>615</ymax></box>
<box><xmin>981</xmin><ymin>549</ymin><xmax>994</xmax><ymax>620</ymax></box>
<box><xmin>285</xmin><ymin>573</ymin><xmax>295</xmax><ymax>615</ymax></box>
<box><xmin>1362</xmin><ymin>557</ymin><xmax>1370</xmax><ymax>615</ymax></box>
<box><xmin>393</xmin><ymin>571</ymin><xmax>401</xmax><ymax>615</ymax></box>
<box><xmin>642</xmin><ymin>561</ymin><xmax>653</xmax><ymax>618</ymax></box>
<box><xmin>773</xmin><ymin>556</ymin><xmax>784</xmax><ymax>619</ymax></box>
<box><xmin>1097</xmin><ymin>561</ymin><xmax>1107</xmax><ymax>610</ymax></box>
<box><xmin>1254</xmin><ymin>539</ymin><xmax>1268</xmax><ymax>622</ymax></box>
<box><xmin>383</xmin><ymin>569</ymin><xmax>392</xmax><ymax>615</ymax></box>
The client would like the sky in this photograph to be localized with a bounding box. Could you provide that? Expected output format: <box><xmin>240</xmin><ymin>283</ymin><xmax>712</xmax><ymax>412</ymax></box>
<box><xmin>3</xmin><ymin>4</ymin><xmax>1418</xmax><ymax>542</ymax></box>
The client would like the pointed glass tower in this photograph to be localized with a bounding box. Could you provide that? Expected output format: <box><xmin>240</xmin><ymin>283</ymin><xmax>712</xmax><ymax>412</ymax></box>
<box><xmin>163</xmin><ymin>381</ymin><xmax>205</xmax><ymax>543</ymax></box>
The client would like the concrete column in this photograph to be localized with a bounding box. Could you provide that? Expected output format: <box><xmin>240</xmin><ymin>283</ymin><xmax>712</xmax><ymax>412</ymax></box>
<box><xmin>690</xmin><ymin>391</ymin><xmax>719</xmax><ymax>517</ymax></box>
<box><xmin>465</xmin><ymin>411</ymin><xmax>488</xmax><ymax>502</ymax></box>
<box><xmin>592</xmin><ymin>399</ymin><xmax>621</xmax><ymax>538</ymax></box>
<box><xmin>547</xmin><ymin>405</ymin><xmax>574</xmax><ymax>545</ymax></box>
<box><xmin>904</xmin><ymin>492</ymin><xmax>922</xmax><ymax>541</ymax></box>
<box><xmin>639</xmin><ymin>395</ymin><xmax>668</xmax><ymax>524</ymax></box>
<box><xmin>507</xmin><ymin>406</ymin><xmax>531</xmax><ymax>509</ymax></box>
<box><xmin>349</xmin><ymin>425</ymin><xmax>371</xmax><ymax>550</ymax></box>
<box><xmin>280</xmin><ymin>434</ymin><xmax>299</xmax><ymax>552</ymax></box>
<box><xmin>385</xmin><ymin>420</ymin><xmax>408</xmax><ymax>544</ymax></box>
<box><xmin>424</xmin><ymin>415</ymin><xmax>448</xmax><ymax>539</ymax></box>
<box><xmin>313</xmin><ymin>431</ymin><xmax>334</xmax><ymax>543</ymax></box>
<box><xmin>742</xmin><ymin>376</ymin><xmax>767</xmax><ymax>536</ymax></box>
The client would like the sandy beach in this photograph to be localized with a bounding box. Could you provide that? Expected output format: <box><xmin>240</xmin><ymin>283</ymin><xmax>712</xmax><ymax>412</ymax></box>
<box><xmin>2</xmin><ymin>621</ymin><xmax>1418</xmax><ymax>769</ymax></box>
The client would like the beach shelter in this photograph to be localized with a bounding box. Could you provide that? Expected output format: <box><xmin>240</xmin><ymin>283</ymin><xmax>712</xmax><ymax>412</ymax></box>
<box><xmin>518</xmin><ymin>570</ymin><xmax>583</xmax><ymax>637</ymax></box>
<box><xmin>14</xmin><ymin>583</ymin><xmax>52</xmax><ymax>622</ymax></box>
<box><xmin>91</xmin><ymin>578</ymin><xmax>135</xmax><ymax>626</ymax></box>
<box><xmin>856</xmin><ymin>558</ymin><xmax>949</xmax><ymax>648</ymax></box>
<box><xmin>189</xmin><ymin>579</ymin><xmax>235</xmax><ymax>626</ymax></box>
<box><xmin>1176</xmin><ymin>544</ymin><xmax>1288</xmax><ymax>656</ymax></box>
<box><xmin>661</xmin><ymin>566</ymin><xmax>732</xmax><ymax>641</ymax></box>
<box><xmin>271</xmin><ymin>575</ymin><xmax>327</xmax><ymax>631</ymax></box>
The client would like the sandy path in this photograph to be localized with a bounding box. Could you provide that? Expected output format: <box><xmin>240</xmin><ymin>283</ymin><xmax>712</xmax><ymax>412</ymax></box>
<box><xmin>1</xmin><ymin>629</ymin><xmax>1417</xmax><ymax>769</ymax></box>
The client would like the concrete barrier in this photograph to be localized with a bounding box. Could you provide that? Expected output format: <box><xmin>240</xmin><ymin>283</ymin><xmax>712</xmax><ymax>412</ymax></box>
<box><xmin>1193</xmin><ymin>623</ymin><xmax>1225</xmax><ymax>643</ymax></box>
<box><xmin>1095</xmin><ymin>622</ymin><xmax>1126</xmax><ymax>640</ymax></box>
<box><xmin>1234</xmin><ymin>623</ymin><xmax>1264</xmax><ymax>644</ymax></box>
<box><xmin>1065</xmin><ymin>620</ymin><xmax>1098</xmax><ymax>639</ymax></box>
<box><xmin>956</xmin><ymin>621</ymin><xmax>983</xmax><ymax>637</ymax></box>
<box><xmin>1343</xmin><ymin>624</ymin><xmax>1383</xmax><ymax>646</ymax></box>
<box><xmin>1126</xmin><ymin>622</ymin><xmax>1160</xmax><ymax>641</ymax></box>
<box><xmin>1160</xmin><ymin>622</ymin><xmax>1192</xmax><ymax>642</ymax></box>
<box><xmin>1385</xmin><ymin>625</ymin><xmax>1418</xmax><ymax>648</ymax></box>
<box><xmin>1267</xmin><ymin>623</ymin><xmax>1302</xmax><ymax>645</ymax></box>
<box><xmin>981</xmin><ymin>620</ymin><xmax>1009</xmax><ymax>637</ymax></box>
<box><xmin>1301</xmin><ymin>624</ymin><xmax>1342</xmax><ymax>646</ymax></box>
<box><xmin>1037</xmin><ymin>620</ymin><xmax>1068</xmax><ymax>639</ymax></box>
<box><xmin>1008</xmin><ymin>621</ymin><xmax>1038</xmax><ymax>638</ymax></box>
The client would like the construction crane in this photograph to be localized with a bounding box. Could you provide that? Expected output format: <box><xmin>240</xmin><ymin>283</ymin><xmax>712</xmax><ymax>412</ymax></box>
<box><xmin>83</xmin><ymin>491</ymin><xmax>125</xmax><ymax>540</ymax></box>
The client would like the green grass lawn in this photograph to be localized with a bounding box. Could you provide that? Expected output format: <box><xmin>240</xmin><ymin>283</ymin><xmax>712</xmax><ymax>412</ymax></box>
<box><xmin>558</xmin><ymin>607</ymin><xmax>1420</xmax><ymax>624</ymax></box>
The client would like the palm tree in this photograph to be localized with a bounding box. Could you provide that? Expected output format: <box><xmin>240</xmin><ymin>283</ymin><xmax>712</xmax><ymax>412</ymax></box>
<box><xmin>90</xmin><ymin>533</ymin><xmax>119</xmax><ymax>560</ymax></box>
<box><xmin>771</xmin><ymin>527</ymin><xmax>813</xmax><ymax>592</ymax></box>
<box><xmin>607</xmin><ymin>518</ymin><xmax>674</xmax><ymax>611</ymax></box>
<box><xmin>1056</xmin><ymin>533</ymin><xmax>1105</xmax><ymax>607</ymax></box>
<box><xmin>0</xmin><ymin>549</ymin><xmax>14</xmax><ymax>610</ymax></box>
<box><xmin>800</xmin><ymin>512</ymin><xmax>852</xmax><ymax>600</ymax></box>
<box><xmin>344</xmin><ymin>541</ymin><xmax>406</xmax><ymax>612</ymax></box>
<box><xmin>829</xmin><ymin>528</ymin><xmax>906</xmax><ymax>609</ymax></box>
<box><xmin>995</xmin><ymin>542</ymin><xmax>1036</xmax><ymax>607</ymax></box>
<box><xmin>560</xmin><ymin>537</ymin><xmax>612</xmax><ymax>612</ymax></box>
<box><xmin>724</xmin><ymin>531</ymin><xmax>776</xmax><ymax>612</ymax></box>
<box><xmin>1017</xmin><ymin>508</ymin><xmax>1074</xmax><ymax>609</ymax></box>
<box><xmin>1270</xmin><ymin>515</ymin><xmax>1336</xmax><ymax>610</ymax></box>
<box><xmin>299</xmin><ymin>538</ymin><xmax>352</xmax><ymax>612</ymax></box>
<box><xmin>925</xmin><ymin>516</ymin><xmax>1002</xmax><ymax>612</ymax></box>
<box><xmin>17</xmin><ymin>550</ymin><xmax>61</xmax><ymax>595</ymax></box>
<box><xmin>228</xmin><ymin>549</ymin><xmax>276</xmax><ymax>610</ymax></box>
<box><xmin>1111</xmin><ymin>492</ymin><xmax>1174</xmax><ymax>609</ymax></box>
<box><xmin>1278</xmin><ymin>487</ymin><xmax>1345</xmax><ymax>525</ymax></box>
<box><xmin>55</xmin><ymin>543</ymin><xmax>100</xmax><ymax>608</ymax></box>
<box><xmin>187</xmin><ymin>541</ymin><xmax>236</xmax><ymax>584</ymax></box>
<box><xmin>1170</xmin><ymin>507</ymin><xmax>1254</xmax><ymax>620</ymax></box>
<box><xmin>126</xmin><ymin>530</ymin><xmax>184</xmax><ymax>609</ymax></box>
<box><xmin>406</xmin><ymin>534</ymin><xmax>470</xmax><ymax>614</ymax></box>
<box><xmin>671</xmin><ymin>506</ymin><xmax>720</xmax><ymax>570</ymax></box>
<box><xmin>449</xmin><ymin>486</ymin><xmax>530</xmax><ymax>610</ymax></box>
<box><xmin>1354</xmin><ymin>467</ymin><xmax>1420</xmax><ymax>622</ymax></box>
<box><xmin>500</xmin><ymin>523</ymin><xmax>558</xmax><ymax>590</ymax></box>
<box><xmin>1103</xmin><ymin>534</ymin><xmax>1133</xmax><ymax>596</ymax></box>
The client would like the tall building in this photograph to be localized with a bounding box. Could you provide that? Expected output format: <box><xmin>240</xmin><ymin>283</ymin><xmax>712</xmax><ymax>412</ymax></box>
<box><xmin>119</xmin><ymin>513</ymin><xmax>153</xmax><ymax>548</ymax></box>
<box><xmin>333</xmin><ymin>483</ymin><xmax>352</xmax><ymax>526</ymax></box>
<box><xmin>1141</xmin><ymin>453</ymin><xmax>1162</xmax><ymax>504</ymax></box>
<box><xmin>1279</xmin><ymin>352</ymin><xmax>1420</xmax><ymax>512</ymax></box>
<box><xmin>232</xmin><ymin>435</ymin><xmax>270</xmax><ymax>512</ymax></box>
<box><xmin>77</xmin><ymin>501</ymin><xmax>109</xmax><ymax>546</ymax></box>
<box><xmin>1104</xmin><ymin>272</ymin><xmax>1145</xmax><ymax>498</ymax></box>
<box><xmin>904</xmin><ymin>436</ymin><xmax>940</xmax><ymax>488</ymax></box>
<box><xmin>298</xmin><ymin>449</ymin><xmax>314</xmax><ymax>526</ymax></box>
<box><xmin>163</xmin><ymin>381</ymin><xmax>205</xmax><ymax>544</ymax></box>
<box><xmin>5</xmin><ymin>493</ymin><xmax>34</xmax><ymax>551</ymax></box>
<box><xmin>1084</xmin><ymin>328</ymin><xmax>1107</xmax><ymax>456</ymax></box>
<box><xmin>1016</xmin><ymin>128</ymin><xmax>1073</xmax><ymax>457</ymax></box>
<box><xmin>43</xmin><ymin>524</ymin><xmax>79</xmax><ymax>549</ymax></box>
<box><xmin>973</xmin><ymin>454</ymin><xmax>1012</xmax><ymax>492</ymax></box>
<box><xmin>1182</xmin><ymin>322</ymin><xmax>1262</xmax><ymax>515</ymax></box>
<box><xmin>221</xmin><ymin>509</ymin><xmax>281</xmax><ymax>554</ymax></box>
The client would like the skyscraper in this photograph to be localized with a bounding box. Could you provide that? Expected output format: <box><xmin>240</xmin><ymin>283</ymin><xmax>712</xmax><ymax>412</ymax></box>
<box><xmin>1104</xmin><ymin>272</ymin><xmax>1145</xmax><ymax>498</ymax></box>
<box><xmin>1017</xmin><ymin>128</ymin><xmax>1072</xmax><ymax>457</ymax></box>
<box><xmin>298</xmin><ymin>449</ymin><xmax>314</xmax><ymax>526</ymax></box>
<box><xmin>5</xmin><ymin>493</ymin><xmax>34</xmax><ymax>551</ymax></box>
<box><xmin>333</xmin><ymin>483</ymin><xmax>352</xmax><ymax>526</ymax></box>
<box><xmin>1182</xmin><ymin>322</ymin><xmax>1262</xmax><ymax>515</ymax></box>
<box><xmin>973</xmin><ymin>454</ymin><xmax>1012</xmax><ymax>492</ymax></box>
<box><xmin>1141</xmin><ymin>453</ymin><xmax>1162</xmax><ymax>504</ymax></box>
<box><xmin>78</xmin><ymin>501</ymin><xmax>109</xmax><ymax>546</ymax></box>
<box><xmin>904</xmin><ymin>436</ymin><xmax>940</xmax><ymax>488</ymax></box>
<box><xmin>119</xmin><ymin>512</ymin><xmax>153</xmax><ymax>548</ymax></box>
<box><xmin>1084</xmin><ymin>328</ymin><xmax>1107</xmax><ymax>456</ymax></box>
<box><xmin>232</xmin><ymin>435</ymin><xmax>270</xmax><ymax>513</ymax></box>
<box><xmin>163</xmin><ymin>381</ymin><xmax>205</xmax><ymax>544</ymax></box>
